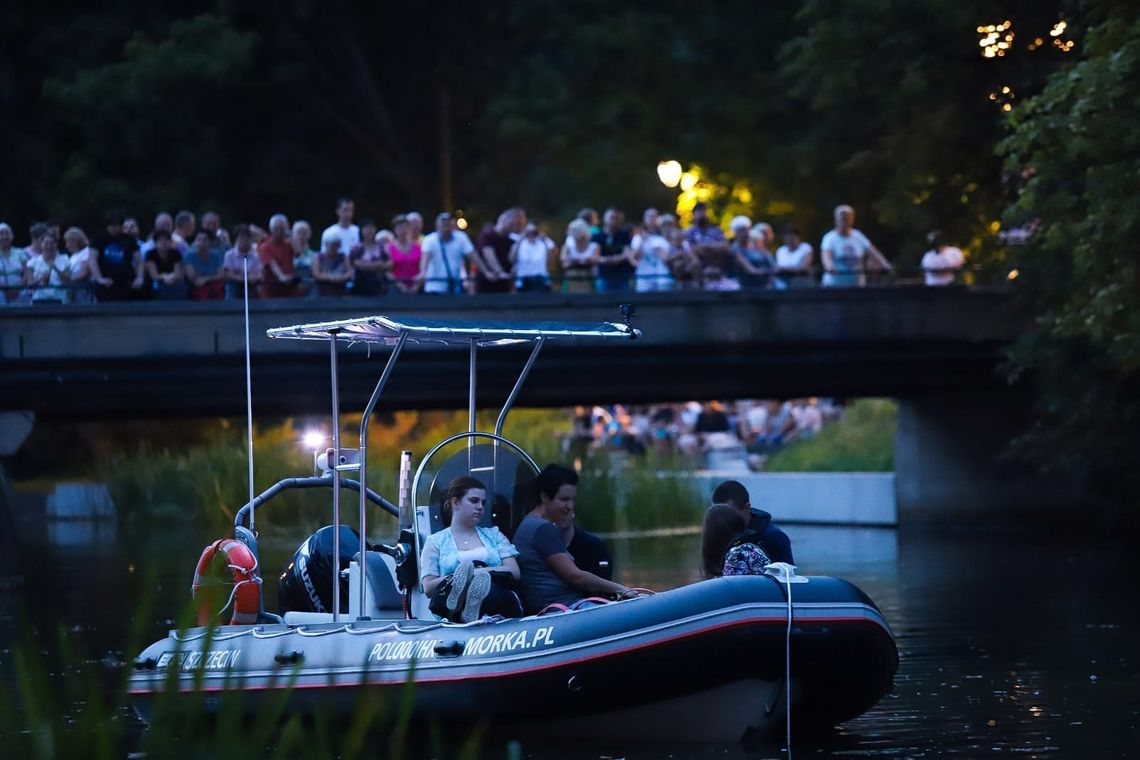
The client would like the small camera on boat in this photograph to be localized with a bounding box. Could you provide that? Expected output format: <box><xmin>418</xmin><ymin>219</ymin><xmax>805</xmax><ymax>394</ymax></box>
<box><xmin>314</xmin><ymin>447</ymin><xmax>361</xmax><ymax>475</ymax></box>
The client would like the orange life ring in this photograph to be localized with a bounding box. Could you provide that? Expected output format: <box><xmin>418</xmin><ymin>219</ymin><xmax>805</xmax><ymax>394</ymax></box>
<box><xmin>191</xmin><ymin>538</ymin><xmax>262</xmax><ymax>626</ymax></box>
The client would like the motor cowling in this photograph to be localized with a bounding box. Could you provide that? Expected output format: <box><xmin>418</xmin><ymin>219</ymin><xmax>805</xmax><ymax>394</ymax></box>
<box><xmin>278</xmin><ymin>525</ymin><xmax>365</xmax><ymax>614</ymax></box>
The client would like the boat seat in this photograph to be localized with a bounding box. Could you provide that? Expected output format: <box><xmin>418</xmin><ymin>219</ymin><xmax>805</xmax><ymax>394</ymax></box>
<box><xmin>363</xmin><ymin>550</ymin><xmax>404</xmax><ymax>611</ymax></box>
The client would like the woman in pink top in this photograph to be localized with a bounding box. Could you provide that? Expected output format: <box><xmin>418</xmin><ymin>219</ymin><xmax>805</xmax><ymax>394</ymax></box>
<box><xmin>387</xmin><ymin>214</ymin><xmax>422</xmax><ymax>293</ymax></box>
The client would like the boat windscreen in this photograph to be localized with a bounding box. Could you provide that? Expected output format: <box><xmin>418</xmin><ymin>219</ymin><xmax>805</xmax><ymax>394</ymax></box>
<box><xmin>266</xmin><ymin>314</ymin><xmax>640</xmax><ymax>347</ymax></box>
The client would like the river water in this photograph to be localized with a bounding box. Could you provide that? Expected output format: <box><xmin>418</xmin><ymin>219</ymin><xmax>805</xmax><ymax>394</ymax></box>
<box><xmin>2</xmin><ymin>514</ymin><xmax>1138</xmax><ymax>757</ymax></box>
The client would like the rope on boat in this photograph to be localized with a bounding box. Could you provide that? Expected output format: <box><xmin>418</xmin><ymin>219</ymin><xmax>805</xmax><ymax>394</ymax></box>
<box><xmin>783</xmin><ymin>567</ymin><xmax>793</xmax><ymax>759</ymax></box>
<box><xmin>172</xmin><ymin>618</ymin><xmax>456</xmax><ymax>643</ymax></box>
<box><xmin>764</xmin><ymin>562</ymin><xmax>797</xmax><ymax>759</ymax></box>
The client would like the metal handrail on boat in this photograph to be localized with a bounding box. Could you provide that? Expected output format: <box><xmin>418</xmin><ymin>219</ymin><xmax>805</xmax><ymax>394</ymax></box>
<box><xmin>233</xmin><ymin>476</ymin><xmax>398</xmax><ymax>530</ymax></box>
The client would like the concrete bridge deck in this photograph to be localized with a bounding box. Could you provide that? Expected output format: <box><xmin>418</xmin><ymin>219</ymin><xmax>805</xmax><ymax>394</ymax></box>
<box><xmin>1</xmin><ymin>287</ymin><xmax>1023</xmax><ymax>419</ymax></box>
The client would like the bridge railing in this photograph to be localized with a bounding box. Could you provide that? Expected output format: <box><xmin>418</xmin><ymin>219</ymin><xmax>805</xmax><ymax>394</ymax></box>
<box><xmin>0</xmin><ymin>263</ymin><xmax>1008</xmax><ymax>306</ymax></box>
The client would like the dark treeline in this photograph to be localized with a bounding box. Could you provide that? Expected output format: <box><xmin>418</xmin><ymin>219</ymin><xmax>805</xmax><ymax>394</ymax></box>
<box><xmin>0</xmin><ymin>1</ymin><xmax>1081</xmax><ymax>263</ymax></box>
<box><xmin>6</xmin><ymin>1</ymin><xmax>1140</xmax><ymax>500</ymax></box>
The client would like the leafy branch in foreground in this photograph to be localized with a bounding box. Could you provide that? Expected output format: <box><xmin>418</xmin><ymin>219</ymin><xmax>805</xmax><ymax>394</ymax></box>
<box><xmin>997</xmin><ymin>13</ymin><xmax>1140</xmax><ymax>503</ymax></box>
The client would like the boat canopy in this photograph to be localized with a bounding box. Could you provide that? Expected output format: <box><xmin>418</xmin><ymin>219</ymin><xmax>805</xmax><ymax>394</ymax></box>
<box><xmin>266</xmin><ymin>314</ymin><xmax>640</xmax><ymax>347</ymax></box>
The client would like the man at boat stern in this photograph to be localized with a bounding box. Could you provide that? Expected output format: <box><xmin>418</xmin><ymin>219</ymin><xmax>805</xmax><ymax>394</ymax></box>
<box><xmin>711</xmin><ymin>480</ymin><xmax>794</xmax><ymax>565</ymax></box>
<box><xmin>555</xmin><ymin>502</ymin><xmax>614</xmax><ymax>581</ymax></box>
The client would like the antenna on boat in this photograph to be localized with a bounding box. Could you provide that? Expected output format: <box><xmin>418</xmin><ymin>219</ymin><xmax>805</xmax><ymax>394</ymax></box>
<box><xmin>619</xmin><ymin>303</ymin><xmax>638</xmax><ymax>337</ymax></box>
<box><xmin>242</xmin><ymin>250</ymin><xmax>256</xmax><ymax>533</ymax></box>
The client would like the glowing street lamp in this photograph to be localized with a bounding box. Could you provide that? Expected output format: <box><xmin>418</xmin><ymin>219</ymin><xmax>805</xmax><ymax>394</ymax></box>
<box><xmin>302</xmin><ymin>430</ymin><xmax>326</xmax><ymax>449</ymax></box>
<box><xmin>656</xmin><ymin>160</ymin><xmax>683</xmax><ymax>188</ymax></box>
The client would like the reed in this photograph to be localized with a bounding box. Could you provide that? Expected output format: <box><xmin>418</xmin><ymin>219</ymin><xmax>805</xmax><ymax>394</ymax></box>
<box><xmin>0</xmin><ymin>586</ymin><xmax>486</xmax><ymax>759</ymax></box>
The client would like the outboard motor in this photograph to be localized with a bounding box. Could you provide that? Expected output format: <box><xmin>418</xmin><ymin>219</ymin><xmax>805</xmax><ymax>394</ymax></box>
<box><xmin>278</xmin><ymin>525</ymin><xmax>366</xmax><ymax>613</ymax></box>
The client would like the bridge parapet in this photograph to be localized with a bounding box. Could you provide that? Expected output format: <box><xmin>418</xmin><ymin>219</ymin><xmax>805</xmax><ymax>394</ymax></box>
<box><xmin>1</xmin><ymin>287</ymin><xmax>1024</xmax><ymax>418</ymax></box>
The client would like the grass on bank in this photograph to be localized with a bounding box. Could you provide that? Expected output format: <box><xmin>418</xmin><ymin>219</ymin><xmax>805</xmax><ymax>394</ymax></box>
<box><xmin>35</xmin><ymin>402</ymin><xmax>893</xmax><ymax>535</ymax></box>
<box><xmin>764</xmin><ymin>399</ymin><xmax>896</xmax><ymax>472</ymax></box>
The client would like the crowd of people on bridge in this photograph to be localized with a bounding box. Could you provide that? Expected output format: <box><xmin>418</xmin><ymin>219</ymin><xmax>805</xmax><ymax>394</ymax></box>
<box><xmin>0</xmin><ymin>197</ymin><xmax>967</xmax><ymax>305</ymax></box>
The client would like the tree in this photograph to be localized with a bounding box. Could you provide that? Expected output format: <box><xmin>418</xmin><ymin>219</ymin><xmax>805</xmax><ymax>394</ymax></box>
<box><xmin>998</xmin><ymin>14</ymin><xmax>1140</xmax><ymax>501</ymax></box>
<box><xmin>775</xmin><ymin>0</ymin><xmax>1069</xmax><ymax>262</ymax></box>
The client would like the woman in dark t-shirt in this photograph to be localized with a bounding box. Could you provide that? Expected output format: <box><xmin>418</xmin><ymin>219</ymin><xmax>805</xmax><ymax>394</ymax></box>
<box><xmin>145</xmin><ymin>230</ymin><xmax>187</xmax><ymax>300</ymax></box>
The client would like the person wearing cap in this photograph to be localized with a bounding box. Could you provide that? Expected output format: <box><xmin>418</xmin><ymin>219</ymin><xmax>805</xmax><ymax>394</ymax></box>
<box><xmin>419</xmin><ymin>212</ymin><xmax>474</xmax><ymax>294</ymax></box>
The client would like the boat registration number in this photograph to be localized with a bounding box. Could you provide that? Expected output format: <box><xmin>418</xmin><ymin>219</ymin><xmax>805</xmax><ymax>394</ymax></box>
<box><xmin>156</xmin><ymin>648</ymin><xmax>242</xmax><ymax>671</ymax></box>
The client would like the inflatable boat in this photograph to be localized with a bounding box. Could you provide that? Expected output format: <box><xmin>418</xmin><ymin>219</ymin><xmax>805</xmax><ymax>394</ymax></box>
<box><xmin>128</xmin><ymin>314</ymin><xmax>898</xmax><ymax>742</ymax></box>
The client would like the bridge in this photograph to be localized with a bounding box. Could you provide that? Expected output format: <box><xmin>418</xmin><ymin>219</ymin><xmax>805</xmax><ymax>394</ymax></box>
<box><xmin>3</xmin><ymin>287</ymin><xmax>1065</xmax><ymax>520</ymax></box>
<box><xmin>1</xmin><ymin>287</ymin><xmax>1019</xmax><ymax>419</ymax></box>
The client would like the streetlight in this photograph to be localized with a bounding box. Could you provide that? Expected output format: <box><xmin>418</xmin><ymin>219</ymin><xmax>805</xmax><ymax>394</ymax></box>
<box><xmin>656</xmin><ymin>160</ymin><xmax>682</xmax><ymax>188</ymax></box>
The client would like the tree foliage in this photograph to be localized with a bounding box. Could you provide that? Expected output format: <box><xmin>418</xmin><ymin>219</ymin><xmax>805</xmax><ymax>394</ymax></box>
<box><xmin>999</xmin><ymin>13</ymin><xmax>1140</xmax><ymax>498</ymax></box>
<box><xmin>0</xmin><ymin>1</ymin><xmax>1054</xmax><ymax>253</ymax></box>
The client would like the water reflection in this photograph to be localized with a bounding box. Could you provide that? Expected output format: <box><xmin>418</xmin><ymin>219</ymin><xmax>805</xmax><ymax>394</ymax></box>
<box><xmin>46</xmin><ymin>519</ymin><xmax>117</xmax><ymax>547</ymax></box>
<box><xmin>2</xmin><ymin>520</ymin><xmax>1136</xmax><ymax>756</ymax></box>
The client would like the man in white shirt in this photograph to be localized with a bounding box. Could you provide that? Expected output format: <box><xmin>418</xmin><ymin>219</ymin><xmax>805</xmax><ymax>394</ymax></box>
<box><xmin>322</xmin><ymin>197</ymin><xmax>361</xmax><ymax>255</ymax></box>
<box><xmin>921</xmin><ymin>230</ymin><xmax>965</xmax><ymax>286</ymax></box>
<box><xmin>820</xmin><ymin>205</ymin><xmax>892</xmax><ymax>287</ymax></box>
<box><xmin>419</xmin><ymin>212</ymin><xmax>475</xmax><ymax>294</ymax></box>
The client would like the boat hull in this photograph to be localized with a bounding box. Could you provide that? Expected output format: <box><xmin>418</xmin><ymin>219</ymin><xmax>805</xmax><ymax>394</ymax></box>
<box><xmin>129</xmin><ymin>575</ymin><xmax>897</xmax><ymax>741</ymax></box>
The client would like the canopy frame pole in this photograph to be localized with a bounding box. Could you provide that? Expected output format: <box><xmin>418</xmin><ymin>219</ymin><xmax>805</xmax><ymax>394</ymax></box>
<box><xmin>494</xmin><ymin>337</ymin><xmax>545</xmax><ymax>437</ymax></box>
<box><xmin>328</xmin><ymin>332</ymin><xmax>341</xmax><ymax>622</ymax></box>
<box><xmin>468</xmin><ymin>339</ymin><xmax>477</xmax><ymax>471</ymax></box>
<box><xmin>357</xmin><ymin>331</ymin><xmax>409</xmax><ymax>620</ymax></box>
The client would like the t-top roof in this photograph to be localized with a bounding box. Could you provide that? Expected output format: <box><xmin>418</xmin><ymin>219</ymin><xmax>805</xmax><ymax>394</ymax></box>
<box><xmin>266</xmin><ymin>314</ymin><xmax>641</xmax><ymax>347</ymax></box>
